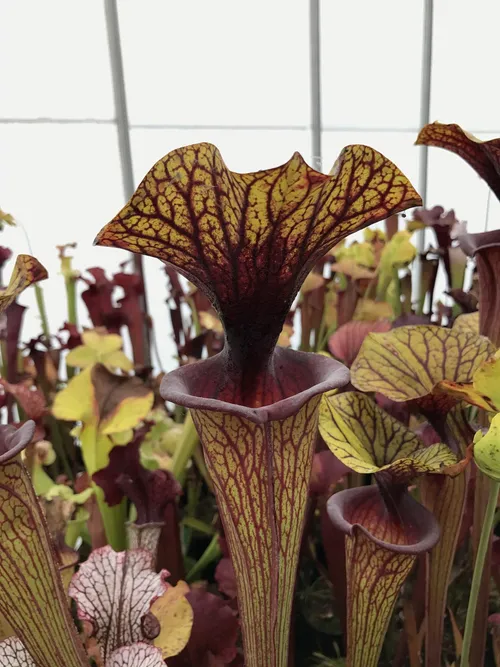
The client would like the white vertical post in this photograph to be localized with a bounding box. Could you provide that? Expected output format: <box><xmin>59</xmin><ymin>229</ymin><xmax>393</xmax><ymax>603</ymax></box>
<box><xmin>309</xmin><ymin>0</ymin><xmax>322</xmax><ymax>171</ymax></box>
<box><xmin>104</xmin><ymin>0</ymin><xmax>151</xmax><ymax>365</ymax></box>
<box><xmin>104</xmin><ymin>0</ymin><xmax>135</xmax><ymax>199</ymax></box>
<box><xmin>415</xmin><ymin>0</ymin><xmax>434</xmax><ymax>304</ymax></box>
<box><xmin>418</xmin><ymin>0</ymin><xmax>434</xmax><ymax>210</ymax></box>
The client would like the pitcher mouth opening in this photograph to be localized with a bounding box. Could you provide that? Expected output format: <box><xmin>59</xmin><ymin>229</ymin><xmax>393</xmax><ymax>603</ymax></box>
<box><xmin>160</xmin><ymin>346</ymin><xmax>350</xmax><ymax>424</ymax></box>
<box><xmin>0</xmin><ymin>421</ymin><xmax>36</xmax><ymax>463</ymax></box>
<box><xmin>327</xmin><ymin>486</ymin><xmax>440</xmax><ymax>555</ymax></box>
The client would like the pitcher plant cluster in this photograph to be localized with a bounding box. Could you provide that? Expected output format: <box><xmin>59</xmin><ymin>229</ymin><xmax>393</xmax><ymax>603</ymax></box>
<box><xmin>1</xmin><ymin>123</ymin><xmax>500</xmax><ymax>667</ymax></box>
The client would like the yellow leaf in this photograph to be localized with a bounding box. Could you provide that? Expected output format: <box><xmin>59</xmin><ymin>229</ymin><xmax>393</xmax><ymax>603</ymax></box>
<box><xmin>80</xmin><ymin>427</ymin><xmax>113</xmax><ymax>476</ymax></box>
<box><xmin>351</xmin><ymin>325</ymin><xmax>494</xmax><ymax>402</ymax></box>
<box><xmin>91</xmin><ymin>364</ymin><xmax>154</xmax><ymax>435</ymax></box>
<box><xmin>335</xmin><ymin>241</ymin><xmax>376</xmax><ymax>268</ymax></box>
<box><xmin>436</xmin><ymin>380</ymin><xmax>494</xmax><ymax>413</ymax></box>
<box><xmin>141</xmin><ymin>423</ymin><xmax>182</xmax><ymax>471</ymax></box>
<box><xmin>82</xmin><ymin>330</ymin><xmax>122</xmax><ymax>354</ymax></box>
<box><xmin>104</xmin><ymin>350</ymin><xmax>134</xmax><ymax>372</ymax></box>
<box><xmin>438</xmin><ymin>350</ymin><xmax>500</xmax><ymax>412</ymax></box>
<box><xmin>319</xmin><ymin>391</ymin><xmax>456</xmax><ymax>482</ymax></box>
<box><xmin>150</xmin><ymin>581</ymin><xmax>193</xmax><ymax>658</ymax></box>
<box><xmin>301</xmin><ymin>272</ymin><xmax>325</xmax><ymax>294</ymax></box>
<box><xmin>278</xmin><ymin>323</ymin><xmax>294</xmax><ymax>348</ymax></box>
<box><xmin>364</xmin><ymin>227</ymin><xmax>386</xmax><ymax>243</ymax></box>
<box><xmin>56</xmin><ymin>364</ymin><xmax>153</xmax><ymax>475</ymax></box>
<box><xmin>452</xmin><ymin>311</ymin><xmax>479</xmax><ymax>335</ymax></box>
<box><xmin>199</xmin><ymin>311</ymin><xmax>223</xmax><ymax>333</ymax></box>
<box><xmin>353</xmin><ymin>298</ymin><xmax>393</xmax><ymax>321</ymax></box>
<box><xmin>407</xmin><ymin>218</ymin><xmax>426</xmax><ymax>232</ymax></box>
<box><xmin>65</xmin><ymin>507</ymin><xmax>90</xmax><ymax>549</ymax></box>
<box><xmin>52</xmin><ymin>368</ymin><xmax>93</xmax><ymax>422</ymax></box>
<box><xmin>380</xmin><ymin>231</ymin><xmax>416</xmax><ymax>269</ymax></box>
<box><xmin>473</xmin><ymin>414</ymin><xmax>500</xmax><ymax>481</ymax></box>
<box><xmin>330</xmin><ymin>258</ymin><xmax>376</xmax><ymax>281</ymax></box>
<box><xmin>110</xmin><ymin>429</ymin><xmax>134</xmax><ymax>445</ymax></box>
<box><xmin>389</xmin><ymin>444</ymin><xmax>459</xmax><ymax>480</ymax></box>
<box><xmin>377</xmin><ymin>231</ymin><xmax>416</xmax><ymax>298</ymax></box>
<box><xmin>66</xmin><ymin>345</ymin><xmax>98</xmax><ymax>369</ymax></box>
<box><xmin>100</xmin><ymin>394</ymin><xmax>154</xmax><ymax>435</ymax></box>
<box><xmin>67</xmin><ymin>331</ymin><xmax>133</xmax><ymax>371</ymax></box>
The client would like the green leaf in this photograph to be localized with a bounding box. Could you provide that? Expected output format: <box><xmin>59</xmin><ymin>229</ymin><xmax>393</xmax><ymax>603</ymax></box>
<box><xmin>319</xmin><ymin>391</ymin><xmax>456</xmax><ymax>484</ymax></box>
<box><xmin>351</xmin><ymin>325</ymin><xmax>494</xmax><ymax>402</ymax></box>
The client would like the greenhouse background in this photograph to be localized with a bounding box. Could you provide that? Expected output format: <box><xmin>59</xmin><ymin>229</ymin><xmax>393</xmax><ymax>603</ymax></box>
<box><xmin>1</xmin><ymin>0</ymin><xmax>499</xmax><ymax>370</ymax></box>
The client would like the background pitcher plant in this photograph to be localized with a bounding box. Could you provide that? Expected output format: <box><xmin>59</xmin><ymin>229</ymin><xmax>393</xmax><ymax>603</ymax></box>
<box><xmin>4</xmin><ymin>124</ymin><xmax>500</xmax><ymax>666</ymax></box>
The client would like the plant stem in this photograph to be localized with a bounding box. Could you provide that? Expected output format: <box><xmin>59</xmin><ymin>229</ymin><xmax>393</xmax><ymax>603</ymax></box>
<box><xmin>365</xmin><ymin>275</ymin><xmax>378</xmax><ymax>300</ymax></box>
<box><xmin>65</xmin><ymin>277</ymin><xmax>78</xmax><ymax>327</ymax></box>
<box><xmin>0</xmin><ymin>341</ymin><xmax>6</xmax><ymax>379</ymax></box>
<box><xmin>47</xmin><ymin>414</ymin><xmax>74</xmax><ymax>481</ymax></box>
<box><xmin>65</xmin><ymin>277</ymin><xmax>78</xmax><ymax>380</ymax></box>
<box><xmin>461</xmin><ymin>478</ymin><xmax>500</xmax><ymax>667</ymax></box>
<box><xmin>34</xmin><ymin>284</ymin><xmax>51</xmax><ymax>343</ymax></box>
<box><xmin>316</xmin><ymin>322</ymin><xmax>337</xmax><ymax>355</ymax></box>
<box><xmin>315</xmin><ymin>317</ymin><xmax>327</xmax><ymax>353</ymax></box>
<box><xmin>171</xmin><ymin>412</ymin><xmax>200</xmax><ymax>483</ymax></box>
<box><xmin>186</xmin><ymin>295</ymin><xmax>201</xmax><ymax>336</ymax></box>
<box><xmin>182</xmin><ymin>516</ymin><xmax>216</xmax><ymax>536</ymax></box>
<box><xmin>95</xmin><ymin>489</ymin><xmax>127</xmax><ymax>551</ymax></box>
<box><xmin>391</xmin><ymin>267</ymin><xmax>402</xmax><ymax>317</ymax></box>
<box><xmin>186</xmin><ymin>533</ymin><xmax>221</xmax><ymax>582</ymax></box>
<box><xmin>416</xmin><ymin>291</ymin><xmax>427</xmax><ymax>316</ymax></box>
<box><xmin>193</xmin><ymin>444</ymin><xmax>214</xmax><ymax>492</ymax></box>
<box><xmin>173</xmin><ymin>404</ymin><xmax>185</xmax><ymax>424</ymax></box>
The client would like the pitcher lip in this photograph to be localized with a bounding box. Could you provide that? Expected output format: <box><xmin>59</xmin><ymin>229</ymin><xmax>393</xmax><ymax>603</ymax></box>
<box><xmin>161</xmin><ymin>347</ymin><xmax>350</xmax><ymax>424</ymax></box>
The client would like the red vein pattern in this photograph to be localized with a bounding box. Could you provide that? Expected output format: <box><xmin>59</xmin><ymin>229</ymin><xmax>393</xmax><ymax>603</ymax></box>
<box><xmin>346</xmin><ymin>531</ymin><xmax>415</xmax><ymax>667</ymax></box>
<box><xmin>191</xmin><ymin>396</ymin><xmax>320</xmax><ymax>667</ymax></box>
<box><xmin>416</xmin><ymin>123</ymin><xmax>500</xmax><ymax>200</ymax></box>
<box><xmin>94</xmin><ymin>142</ymin><xmax>421</xmax><ymax>667</ymax></box>
<box><xmin>95</xmin><ymin>142</ymin><xmax>421</xmax><ymax>348</ymax></box>
<box><xmin>69</xmin><ymin>547</ymin><xmax>168</xmax><ymax>663</ymax></box>
<box><xmin>328</xmin><ymin>487</ymin><xmax>439</xmax><ymax>667</ymax></box>
<box><xmin>319</xmin><ymin>392</ymin><xmax>457</xmax><ymax>487</ymax></box>
<box><xmin>420</xmin><ymin>472</ymin><xmax>468</xmax><ymax>667</ymax></box>
<box><xmin>416</xmin><ymin>405</ymin><xmax>474</xmax><ymax>666</ymax></box>
<box><xmin>351</xmin><ymin>325</ymin><xmax>494</xmax><ymax>402</ymax></box>
<box><xmin>0</xmin><ymin>461</ymin><xmax>87</xmax><ymax>667</ymax></box>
